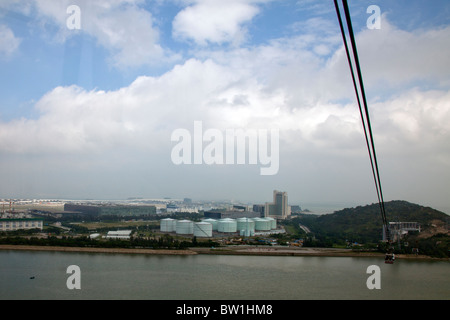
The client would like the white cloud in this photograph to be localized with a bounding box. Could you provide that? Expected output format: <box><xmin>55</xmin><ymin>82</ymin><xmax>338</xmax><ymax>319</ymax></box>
<box><xmin>3</xmin><ymin>0</ymin><xmax>178</xmax><ymax>69</ymax></box>
<box><xmin>0</xmin><ymin>9</ymin><xmax>449</xmax><ymax>206</ymax></box>
<box><xmin>0</xmin><ymin>24</ymin><xmax>21</xmax><ymax>58</ymax></box>
<box><xmin>0</xmin><ymin>58</ymin><xmax>240</xmax><ymax>154</ymax></box>
<box><xmin>355</xmin><ymin>17</ymin><xmax>450</xmax><ymax>90</ymax></box>
<box><xmin>375</xmin><ymin>89</ymin><xmax>450</xmax><ymax>153</ymax></box>
<box><xmin>172</xmin><ymin>0</ymin><xmax>269</xmax><ymax>46</ymax></box>
<box><xmin>1</xmin><ymin>15</ymin><xmax>449</xmax><ymax>161</ymax></box>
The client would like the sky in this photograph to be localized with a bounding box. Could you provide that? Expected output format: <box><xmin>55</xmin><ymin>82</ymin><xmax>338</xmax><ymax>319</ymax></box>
<box><xmin>0</xmin><ymin>0</ymin><xmax>449</xmax><ymax>214</ymax></box>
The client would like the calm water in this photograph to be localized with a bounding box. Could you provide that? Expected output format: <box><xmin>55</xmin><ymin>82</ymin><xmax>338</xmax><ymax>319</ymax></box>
<box><xmin>0</xmin><ymin>250</ymin><xmax>448</xmax><ymax>300</ymax></box>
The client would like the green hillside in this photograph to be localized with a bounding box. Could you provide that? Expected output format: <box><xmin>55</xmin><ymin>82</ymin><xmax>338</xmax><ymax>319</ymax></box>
<box><xmin>291</xmin><ymin>200</ymin><xmax>449</xmax><ymax>257</ymax></box>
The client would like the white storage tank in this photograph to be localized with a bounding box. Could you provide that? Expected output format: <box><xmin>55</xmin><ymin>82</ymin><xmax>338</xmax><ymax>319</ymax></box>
<box><xmin>254</xmin><ymin>218</ymin><xmax>271</xmax><ymax>231</ymax></box>
<box><xmin>176</xmin><ymin>220</ymin><xmax>194</xmax><ymax>235</ymax></box>
<box><xmin>160</xmin><ymin>218</ymin><xmax>177</xmax><ymax>232</ymax></box>
<box><xmin>218</xmin><ymin>218</ymin><xmax>237</xmax><ymax>233</ymax></box>
<box><xmin>237</xmin><ymin>218</ymin><xmax>255</xmax><ymax>235</ymax></box>
<box><xmin>239</xmin><ymin>229</ymin><xmax>255</xmax><ymax>237</ymax></box>
<box><xmin>236</xmin><ymin>218</ymin><xmax>247</xmax><ymax>231</ymax></box>
<box><xmin>251</xmin><ymin>217</ymin><xmax>260</xmax><ymax>225</ymax></box>
<box><xmin>194</xmin><ymin>222</ymin><xmax>213</xmax><ymax>237</ymax></box>
<box><xmin>265</xmin><ymin>217</ymin><xmax>277</xmax><ymax>229</ymax></box>
<box><xmin>202</xmin><ymin>218</ymin><xmax>218</xmax><ymax>231</ymax></box>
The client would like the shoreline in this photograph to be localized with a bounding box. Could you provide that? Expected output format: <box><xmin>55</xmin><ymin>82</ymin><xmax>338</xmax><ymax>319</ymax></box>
<box><xmin>192</xmin><ymin>246</ymin><xmax>448</xmax><ymax>261</ymax></box>
<box><xmin>0</xmin><ymin>245</ymin><xmax>196</xmax><ymax>255</ymax></box>
<box><xmin>0</xmin><ymin>244</ymin><xmax>447</xmax><ymax>261</ymax></box>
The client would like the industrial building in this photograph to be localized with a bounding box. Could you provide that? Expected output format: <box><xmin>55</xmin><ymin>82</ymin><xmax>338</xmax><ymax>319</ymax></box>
<box><xmin>64</xmin><ymin>203</ymin><xmax>157</xmax><ymax>216</ymax></box>
<box><xmin>0</xmin><ymin>218</ymin><xmax>43</xmax><ymax>231</ymax></box>
<box><xmin>64</xmin><ymin>204</ymin><xmax>101</xmax><ymax>215</ymax></box>
<box><xmin>383</xmin><ymin>222</ymin><xmax>421</xmax><ymax>241</ymax></box>
<box><xmin>106</xmin><ymin>230</ymin><xmax>132</xmax><ymax>239</ymax></box>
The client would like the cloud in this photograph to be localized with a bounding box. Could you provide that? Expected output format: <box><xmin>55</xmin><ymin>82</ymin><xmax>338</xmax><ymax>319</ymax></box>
<box><xmin>354</xmin><ymin>18</ymin><xmax>450</xmax><ymax>90</ymax></box>
<box><xmin>0</xmin><ymin>58</ymin><xmax>239</xmax><ymax>154</ymax></box>
<box><xmin>79</xmin><ymin>1</ymin><xmax>178</xmax><ymax>69</ymax></box>
<box><xmin>172</xmin><ymin>0</ymin><xmax>269</xmax><ymax>46</ymax></box>
<box><xmin>0</xmin><ymin>24</ymin><xmax>21</xmax><ymax>58</ymax></box>
<box><xmin>375</xmin><ymin>89</ymin><xmax>450</xmax><ymax>154</ymax></box>
<box><xmin>2</xmin><ymin>0</ymin><xmax>178</xmax><ymax>69</ymax></box>
<box><xmin>1</xmin><ymin>15</ymin><xmax>449</xmax><ymax>159</ymax></box>
<box><xmin>0</xmin><ymin>8</ymin><xmax>449</xmax><ymax>206</ymax></box>
<box><xmin>294</xmin><ymin>0</ymin><xmax>334</xmax><ymax>15</ymax></box>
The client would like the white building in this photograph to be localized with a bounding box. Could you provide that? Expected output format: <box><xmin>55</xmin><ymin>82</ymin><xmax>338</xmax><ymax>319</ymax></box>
<box><xmin>106</xmin><ymin>230</ymin><xmax>132</xmax><ymax>239</ymax></box>
<box><xmin>0</xmin><ymin>218</ymin><xmax>43</xmax><ymax>231</ymax></box>
<box><xmin>383</xmin><ymin>222</ymin><xmax>421</xmax><ymax>241</ymax></box>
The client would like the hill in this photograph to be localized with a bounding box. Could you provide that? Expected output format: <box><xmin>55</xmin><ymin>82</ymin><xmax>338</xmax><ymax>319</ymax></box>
<box><xmin>290</xmin><ymin>200</ymin><xmax>449</xmax><ymax>256</ymax></box>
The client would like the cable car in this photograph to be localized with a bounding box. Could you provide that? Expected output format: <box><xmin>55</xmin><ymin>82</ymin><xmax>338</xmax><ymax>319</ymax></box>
<box><xmin>384</xmin><ymin>252</ymin><xmax>395</xmax><ymax>264</ymax></box>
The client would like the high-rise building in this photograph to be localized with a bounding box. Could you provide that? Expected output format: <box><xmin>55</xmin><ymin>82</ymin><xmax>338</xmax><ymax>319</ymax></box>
<box><xmin>252</xmin><ymin>204</ymin><xmax>265</xmax><ymax>217</ymax></box>
<box><xmin>265</xmin><ymin>190</ymin><xmax>290</xmax><ymax>219</ymax></box>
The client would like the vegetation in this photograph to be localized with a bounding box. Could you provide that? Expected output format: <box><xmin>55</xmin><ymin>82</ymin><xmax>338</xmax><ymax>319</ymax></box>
<box><xmin>406</xmin><ymin>233</ymin><xmax>450</xmax><ymax>258</ymax></box>
<box><xmin>293</xmin><ymin>201</ymin><xmax>444</xmax><ymax>241</ymax></box>
<box><xmin>2</xmin><ymin>200</ymin><xmax>448</xmax><ymax>258</ymax></box>
<box><xmin>0</xmin><ymin>228</ymin><xmax>43</xmax><ymax>237</ymax></box>
<box><xmin>0</xmin><ymin>234</ymin><xmax>219</xmax><ymax>250</ymax></box>
<box><xmin>281</xmin><ymin>200</ymin><xmax>449</xmax><ymax>257</ymax></box>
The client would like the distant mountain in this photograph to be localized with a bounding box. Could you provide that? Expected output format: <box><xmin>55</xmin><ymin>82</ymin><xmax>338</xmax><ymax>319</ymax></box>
<box><xmin>295</xmin><ymin>200</ymin><xmax>449</xmax><ymax>243</ymax></box>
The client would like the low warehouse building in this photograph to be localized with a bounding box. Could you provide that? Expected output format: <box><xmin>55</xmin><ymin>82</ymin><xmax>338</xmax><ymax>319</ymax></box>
<box><xmin>106</xmin><ymin>230</ymin><xmax>132</xmax><ymax>239</ymax></box>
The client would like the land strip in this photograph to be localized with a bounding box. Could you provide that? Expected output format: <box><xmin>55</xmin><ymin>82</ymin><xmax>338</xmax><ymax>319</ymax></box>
<box><xmin>1</xmin><ymin>244</ymin><xmax>447</xmax><ymax>261</ymax></box>
<box><xmin>0</xmin><ymin>244</ymin><xmax>197</xmax><ymax>255</ymax></box>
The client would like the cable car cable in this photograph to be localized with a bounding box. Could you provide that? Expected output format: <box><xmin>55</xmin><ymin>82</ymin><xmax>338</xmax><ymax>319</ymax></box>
<box><xmin>334</xmin><ymin>0</ymin><xmax>390</xmax><ymax>241</ymax></box>
<box><xmin>333</xmin><ymin>0</ymin><xmax>381</xmax><ymax>206</ymax></box>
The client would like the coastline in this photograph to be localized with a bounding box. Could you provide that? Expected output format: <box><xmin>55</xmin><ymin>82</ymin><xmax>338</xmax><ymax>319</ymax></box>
<box><xmin>0</xmin><ymin>245</ymin><xmax>196</xmax><ymax>255</ymax></box>
<box><xmin>191</xmin><ymin>246</ymin><xmax>448</xmax><ymax>261</ymax></box>
<box><xmin>0</xmin><ymin>244</ymin><xmax>447</xmax><ymax>261</ymax></box>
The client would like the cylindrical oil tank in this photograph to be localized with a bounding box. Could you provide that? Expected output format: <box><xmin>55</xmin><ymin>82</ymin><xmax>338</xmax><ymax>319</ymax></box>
<box><xmin>160</xmin><ymin>218</ymin><xmax>176</xmax><ymax>232</ymax></box>
<box><xmin>265</xmin><ymin>217</ymin><xmax>277</xmax><ymax>229</ymax></box>
<box><xmin>239</xmin><ymin>229</ymin><xmax>255</xmax><ymax>237</ymax></box>
<box><xmin>176</xmin><ymin>220</ymin><xmax>194</xmax><ymax>235</ymax></box>
<box><xmin>236</xmin><ymin>218</ymin><xmax>247</xmax><ymax>231</ymax></box>
<box><xmin>251</xmin><ymin>217</ymin><xmax>261</xmax><ymax>225</ymax></box>
<box><xmin>237</xmin><ymin>218</ymin><xmax>255</xmax><ymax>234</ymax></box>
<box><xmin>194</xmin><ymin>222</ymin><xmax>213</xmax><ymax>237</ymax></box>
<box><xmin>202</xmin><ymin>218</ymin><xmax>218</xmax><ymax>231</ymax></box>
<box><xmin>254</xmin><ymin>218</ymin><xmax>271</xmax><ymax>231</ymax></box>
<box><xmin>218</xmin><ymin>218</ymin><xmax>237</xmax><ymax>233</ymax></box>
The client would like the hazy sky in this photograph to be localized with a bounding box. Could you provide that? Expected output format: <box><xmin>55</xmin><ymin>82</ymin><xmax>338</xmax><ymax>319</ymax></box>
<box><xmin>0</xmin><ymin>0</ymin><xmax>449</xmax><ymax>213</ymax></box>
